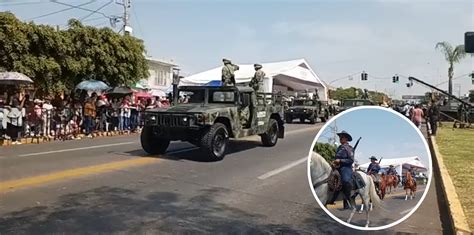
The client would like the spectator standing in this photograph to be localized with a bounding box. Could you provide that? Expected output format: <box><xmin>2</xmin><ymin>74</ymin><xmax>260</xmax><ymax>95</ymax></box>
<box><xmin>83</xmin><ymin>97</ymin><xmax>96</xmax><ymax>137</ymax></box>
<box><xmin>0</xmin><ymin>98</ymin><xmax>5</xmax><ymax>139</ymax></box>
<box><xmin>96</xmin><ymin>95</ymin><xmax>108</xmax><ymax>132</ymax></box>
<box><xmin>111</xmin><ymin>98</ymin><xmax>120</xmax><ymax>131</ymax></box>
<box><xmin>121</xmin><ymin>97</ymin><xmax>131</xmax><ymax>132</ymax></box>
<box><xmin>428</xmin><ymin>101</ymin><xmax>440</xmax><ymax>135</ymax></box>
<box><xmin>42</xmin><ymin>98</ymin><xmax>54</xmax><ymax>138</ymax></box>
<box><xmin>411</xmin><ymin>104</ymin><xmax>424</xmax><ymax>129</ymax></box>
<box><xmin>6</xmin><ymin>100</ymin><xmax>25</xmax><ymax>144</ymax></box>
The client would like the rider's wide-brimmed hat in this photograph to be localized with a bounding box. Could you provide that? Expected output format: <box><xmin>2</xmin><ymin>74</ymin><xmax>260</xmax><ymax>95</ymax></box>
<box><xmin>222</xmin><ymin>58</ymin><xmax>231</xmax><ymax>64</ymax></box>
<box><xmin>336</xmin><ymin>130</ymin><xmax>352</xmax><ymax>141</ymax></box>
<box><xmin>254</xmin><ymin>63</ymin><xmax>262</xmax><ymax>69</ymax></box>
<box><xmin>369</xmin><ymin>156</ymin><xmax>378</xmax><ymax>161</ymax></box>
<box><xmin>389</xmin><ymin>164</ymin><xmax>394</xmax><ymax>167</ymax></box>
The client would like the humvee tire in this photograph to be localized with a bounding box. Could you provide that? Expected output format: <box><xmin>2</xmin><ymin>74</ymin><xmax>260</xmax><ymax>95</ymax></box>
<box><xmin>320</xmin><ymin>117</ymin><xmax>327</xmax><ymax>122</ymax></box>
<box><xmin>261</xmin><ymin>118</ymin><xmax>279</xmax><ymax>146</ymax></box>
<box><xmin>140</xmin><ymin>126</ymin><xmax>170</xmax><ymax>154</ymax></box>
<box><xmin>201</xmin><ymin>123</ymin><xmax>229</xmax><ymax>161</ymax></box>
<box><xmin>309</xmin><ymin>115</ymin><xmax>316</xmax><ymax>124</ymax></box>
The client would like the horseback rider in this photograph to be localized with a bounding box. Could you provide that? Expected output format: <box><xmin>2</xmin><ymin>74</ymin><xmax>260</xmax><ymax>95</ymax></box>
<box><xmin>327</xmin><ymin>130</ymin><xmax>356</xmax><ymax>210</ymax></box>
<box><xmin>367</xmin><ymin>156</ymin><xmax>381</xmax><ymax>193</ymax></box>
<box><xmin>409</xmin><ymin>167</ymin><xmax>417</xmax><ymax>187</ymax></box>
<box><xmin>386</xmin><ymin>165</ymin><xmax>397</xmax><ymax>176</ymax></box>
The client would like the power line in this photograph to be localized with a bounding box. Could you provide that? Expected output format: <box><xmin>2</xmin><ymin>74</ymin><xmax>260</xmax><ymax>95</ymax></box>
<box><xmin>26</xmin><ymin>0</ymin><xmax>96</xmax><ymax>21</ymax></box>
<box><xmin>0</xmin><ymin>1</ymin><xmax>47</xmax><ymax>7</ymax></box>
<box><xmin>51</xmin><ymin>0</ymin><xmax>115</xmax><ymax>19</ymax></box>
<box><xmin>79</xmin><ymin>0</ymin><xmax>113</xmax><ymax>21</ymax></box>
<box><xmin>131</xmin><ymin>2</ymin><xmax>144</xmax><ymax>38</ymax></box>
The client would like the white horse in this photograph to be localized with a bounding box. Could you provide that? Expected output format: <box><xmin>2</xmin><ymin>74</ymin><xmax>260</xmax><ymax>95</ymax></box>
<box><xmin>310</xmin><ymin>152</ymin><xmax>382</xmax><ymax>227</ymax></box>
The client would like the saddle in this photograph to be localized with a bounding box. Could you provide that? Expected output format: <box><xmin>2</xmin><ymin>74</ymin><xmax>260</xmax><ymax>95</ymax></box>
<box><xmin>313</xmin><ymin>166</ymin><xmax>342</xmax><ymax>192</ymax></box>
<box><xmin>352</xmin><ymin>171</ymin><xmax>366</xmax><ymax>190</ymax></box>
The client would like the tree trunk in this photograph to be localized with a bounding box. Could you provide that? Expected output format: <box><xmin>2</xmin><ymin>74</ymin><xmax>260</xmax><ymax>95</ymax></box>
<box><xmin>448</xmin><ymin>64</ymin><xmax>453</xmax><ymax>96</ymax></box>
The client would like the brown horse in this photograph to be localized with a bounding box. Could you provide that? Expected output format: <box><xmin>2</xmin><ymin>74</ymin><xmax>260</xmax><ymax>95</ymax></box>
<box><xmin>378</xmin><ymin>174</ymin><xmax>386</xmax><ymax>200</ymax></box>
<box><xmin>404</xmin><ymin>172</ymin><xmax>416</xmax><ymax>200</ymax></box>
<box><xmin>385</xmin><ymin>174</ymin><xmax>399</xmax><ymax>194</ymax></box>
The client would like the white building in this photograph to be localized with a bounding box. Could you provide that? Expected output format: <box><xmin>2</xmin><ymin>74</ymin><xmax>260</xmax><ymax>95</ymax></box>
<box><xmin>146</xmin><ymin>57</ymin><xmax>178</xmax><ymax>97</ymax></box>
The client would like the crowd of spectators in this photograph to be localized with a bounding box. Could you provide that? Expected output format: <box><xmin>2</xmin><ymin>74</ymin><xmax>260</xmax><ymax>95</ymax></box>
<box><xmin>0</xmin><ymin>92</ymin><xmax>170</xmax><ymax>144</ymax></box>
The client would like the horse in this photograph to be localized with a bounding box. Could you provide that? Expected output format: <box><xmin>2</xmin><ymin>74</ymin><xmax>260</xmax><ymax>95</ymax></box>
<box><xmin>386</xmin><ymin>174</ymin><xmax>399</xmax><ymax>194</ymax></box>
<box><xmin>403</xmin><ymin>171</ymin><xmax>416</xmax><ymax>200</ymax></box>
<box><xmin>310</xmin><ymin>152</ymin><xmax>382</xmax><ymax>227</ymax></box>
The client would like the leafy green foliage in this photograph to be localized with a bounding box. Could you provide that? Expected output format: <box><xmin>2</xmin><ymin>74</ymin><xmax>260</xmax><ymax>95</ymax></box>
<box><xmin>328</xmin><ymin>87</ymin><xmax>388</xmax><ymax>104</ymax></box>
<box><xmin>314</xmin><ymin>142</ymin><xmax>337</xmax><ymax>163</ymax></box>
<box><xmin>0</xmin><ymin>13</ymin><xmax>149</xmax><ymax>96</ymax></box>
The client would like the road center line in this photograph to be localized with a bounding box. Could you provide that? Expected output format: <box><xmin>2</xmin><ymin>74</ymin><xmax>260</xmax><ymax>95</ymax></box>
<box><xmin>258</xmin><ymin>157</ymin><xmax>307</xmax><ymax>180</ymax></box>
<box><xmin>0</xmin><ymin>157</ymin><xmax>159</xmax><ymax>193</ymax></box>
<box><xmin>17</xmin><ymin>142</ymin><xmax>137</xmax><ymax>157</ymax></box>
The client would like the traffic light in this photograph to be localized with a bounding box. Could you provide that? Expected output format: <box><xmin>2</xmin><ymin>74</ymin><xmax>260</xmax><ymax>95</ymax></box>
<box><xmin>392</xmin><ymin>75</ymin><xmax>400</xmax><ymax>83</ymax></box>
<box><xmin>361</xmin><ymin>71</ymin><xmax>368</xmax><ymax>81</ymax></box>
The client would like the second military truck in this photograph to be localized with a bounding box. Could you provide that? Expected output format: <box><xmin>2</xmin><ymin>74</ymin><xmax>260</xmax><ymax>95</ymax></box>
<box><xmin>285</xmin><ymin>97</ymin><xmax>327</xmax><ymax>124</ymax></box>
<box><xmin>141</xmin><ymin>86</ymin><xmax>285</xmax><ymax>161</ymax></box>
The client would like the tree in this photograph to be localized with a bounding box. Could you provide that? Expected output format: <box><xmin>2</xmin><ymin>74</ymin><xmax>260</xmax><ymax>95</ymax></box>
<box><xmin>435</xmin><ymin>42</ymin><xmax>467</xmax><ymax>96</ymax></box>
<box><xmin>0</xmin><ymin>13</ymin><xmax>149</xmax><ymax>96</ymax></box>
<box><xmin>314</xmin><ymin>142</ymin><xmax>337</xmax><ymax>164</ymax></box>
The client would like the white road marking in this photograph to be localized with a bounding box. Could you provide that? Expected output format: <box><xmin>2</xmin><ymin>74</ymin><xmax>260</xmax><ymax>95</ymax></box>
<box><xmin>17</xmin><ymin>142</ymin><xmax>137</xmax><ymax>157</ymax></box>
<box><xmin>257</xmin><ymin>157</ymin><xmax>307</xmax><ymax>180</ymax></box>
<box><xmin>399</xmin><ymin>208</ymin><xmax>413</xmax><ymax>215</ymax></box>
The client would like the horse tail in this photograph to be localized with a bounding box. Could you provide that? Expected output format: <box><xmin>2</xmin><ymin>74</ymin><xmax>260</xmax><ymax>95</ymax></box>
<box><xmin>368</xmin><ymin>175</ymin><xmax>387</xmax><ymax>211</ymax></box>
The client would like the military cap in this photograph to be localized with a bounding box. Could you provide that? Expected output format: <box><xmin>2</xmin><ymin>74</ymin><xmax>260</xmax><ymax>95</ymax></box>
<box><xmin>336</xmin><ymin>130</ymin><xmax>353</xmax><ymax>141</ymax></box>
<box><xmin>254</xmin><ymin>63</ymin><xmax>262</xmax><ymax>69</ymax></box>
<box><xmin>369</xmin><ymin>156</ymin><xmax>378</xmax><ymax>161</ymax></box>
<box><xmin>222</xmin><ymin>58</ymin><xmax>231</xmax><ymax>64</ymax></box>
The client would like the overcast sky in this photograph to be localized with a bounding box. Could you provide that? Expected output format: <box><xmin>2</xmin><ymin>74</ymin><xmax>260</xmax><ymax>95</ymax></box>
<box><xmin>2</xmin><ymin>0</ymin><xmax>473</xmax><ymax>98</ymax></box>
<box><xmin>317</xmin><ymin>108</ymin><xmax>430</xmax><ymax>170</ymax></box>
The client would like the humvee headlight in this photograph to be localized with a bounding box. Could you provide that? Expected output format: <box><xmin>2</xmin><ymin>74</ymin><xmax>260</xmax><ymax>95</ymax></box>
<box><xmin>290</xmin><ymin>110</ymin><xmax>294</xmax><ymax>112</ymax></box>
<box><xmin>183</xmin><ymin>117</ymin><xmax>188</xmax><ymax>122</ymax></box>
<box><xmin>149</xmin><ymin>115</ymin><xmax>156</xmax><ymax>121</ymax></box>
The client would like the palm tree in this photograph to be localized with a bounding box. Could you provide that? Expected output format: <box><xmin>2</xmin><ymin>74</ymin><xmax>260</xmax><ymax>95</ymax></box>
<box><xmin>435</xmin><ymin>42</ymin><xmax>467</xmax><ymax>96</ymax></box>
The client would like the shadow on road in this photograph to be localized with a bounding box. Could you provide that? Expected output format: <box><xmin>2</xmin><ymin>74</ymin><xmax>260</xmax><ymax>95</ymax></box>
<box><xmin>122</xmin><ymin>139</ymin><xmax>265</xmax><ymax>162</ymax></box>
<box><xmin>0</xmin><ymin>186</ymin><xmax>347</xmax><ymax>234</ymax></box>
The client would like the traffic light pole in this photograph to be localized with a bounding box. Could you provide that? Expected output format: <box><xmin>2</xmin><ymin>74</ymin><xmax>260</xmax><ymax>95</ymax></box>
<box><xmin>408</xmin><ymin>76</ymin><xmax>472</xmax><ymax>107</ymax></box>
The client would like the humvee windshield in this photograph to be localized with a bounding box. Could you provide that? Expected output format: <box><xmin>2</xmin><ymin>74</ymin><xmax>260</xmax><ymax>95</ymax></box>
<box><xmin>179</xmin><ymin>89</ymin><xmax>236</xmax><ymax>104</ymax></box>
<box><xmin>293</xmin><ymin>100</ymin><xmax>315</xmax><ymax>106</ymax></box>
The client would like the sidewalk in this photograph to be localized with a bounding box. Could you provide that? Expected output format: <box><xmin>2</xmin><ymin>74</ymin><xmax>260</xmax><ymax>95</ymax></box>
<box><xmin>1</xmin><ymin>130</ymin><xmax>139</xmax><ymax>147</ymax></box>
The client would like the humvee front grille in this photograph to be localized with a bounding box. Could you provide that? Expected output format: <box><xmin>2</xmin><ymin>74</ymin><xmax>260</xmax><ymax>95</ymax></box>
<box><xmin>155</xmin><ymin>114</ymin><xmax>189</xmax><ymax>127</ymax></box>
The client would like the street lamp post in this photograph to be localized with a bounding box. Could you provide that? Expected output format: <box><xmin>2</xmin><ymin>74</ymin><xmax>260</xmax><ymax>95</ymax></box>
<box><xmin>172</xmin><ymin>68</ymin><xmax>180</xmax><ymax>106</ymax></box>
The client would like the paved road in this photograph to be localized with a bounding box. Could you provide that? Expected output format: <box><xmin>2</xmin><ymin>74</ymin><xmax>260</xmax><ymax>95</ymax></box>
<box><xmin>327</xmin><ymin>185</ymin><xmax>427</xmax><ymax>227</ymax></box>
<box><xmin>0</xmin><ymin>123</ymin><xmax>450</xmax><ymax>234</ymax></box>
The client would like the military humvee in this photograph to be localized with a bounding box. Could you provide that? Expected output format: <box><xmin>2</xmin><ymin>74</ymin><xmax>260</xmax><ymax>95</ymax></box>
<box><xmin>284</xmin><ymin>98</ymin><xmax>327</xmax><ymax>124</ymax></box>
<box><xmin>141</xmin><ymin>86</ymin><xmax>285</xmax><ymax>161</ymax></box>
<box><xmin>335</xmin><ymin>99</ymin><xmax>375</xmax><ymax>114</ymax></box>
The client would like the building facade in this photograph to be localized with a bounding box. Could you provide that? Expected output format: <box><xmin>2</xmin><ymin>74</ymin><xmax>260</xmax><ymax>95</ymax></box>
<box><xmin>146</xmin><ymin>57</ymin><xmax>178</xmax><ymax>96</ymax></box>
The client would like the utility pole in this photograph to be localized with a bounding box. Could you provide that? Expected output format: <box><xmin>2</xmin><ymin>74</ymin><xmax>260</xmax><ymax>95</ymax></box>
<box><xmin>116</xmin><ymin>0</ymin><xmax>132</xmax><ymax>35</ymax></box>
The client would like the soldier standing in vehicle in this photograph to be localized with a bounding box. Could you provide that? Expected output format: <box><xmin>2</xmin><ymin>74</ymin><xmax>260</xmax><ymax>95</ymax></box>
<box><xmin>327</xmin><ymin>131</ymin><xmax>356</xmax><ymax>209</ymax></box>
<box><xmin>221</xmin><ymin>58</ymin><xmax>239</xmax><ymax>86</ymax></box>
<box><xmin>250</xmin><ymin>64</ymin><xmax>265</xmax><ymax>92</ymax></box>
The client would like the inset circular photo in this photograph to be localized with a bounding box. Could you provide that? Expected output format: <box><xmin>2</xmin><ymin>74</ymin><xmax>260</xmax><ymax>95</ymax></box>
<box><xmin>307</xmin><ymin>106</ymin><xmax>432</xmax><ymax>230</ymax></box>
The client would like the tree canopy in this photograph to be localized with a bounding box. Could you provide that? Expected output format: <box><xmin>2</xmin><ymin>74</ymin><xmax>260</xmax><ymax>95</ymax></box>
<box><xmin>0</xmin><ymin>12</ymin><xmax>149</xmax><ymax>96</ymax></box>
<box><xmin>329</xmin><ymin>87</ymin><xmax>388</xmax><ymax>104</ymax></box>
<box><xmin>314</xmin><ymin>142</ymin><xmax>337</xmax><ymax>164</ymax></box>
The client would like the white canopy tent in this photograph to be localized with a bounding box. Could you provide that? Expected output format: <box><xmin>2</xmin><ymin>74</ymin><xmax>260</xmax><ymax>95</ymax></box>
<box><xmin>359</xmin><ymin>156</ymin><xmax>428</xmax><ymax>176</ymax></box>
<box><xmin>180</xmin><ymin>59</ymin><xmax>328</xmax><ymax>100</ymax></box>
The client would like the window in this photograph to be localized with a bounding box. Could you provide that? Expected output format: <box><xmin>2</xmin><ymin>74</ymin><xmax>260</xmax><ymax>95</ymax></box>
<box><xmin>211</xmin><ymin>91</ymin><xmax>235</xmax><ymax>103</ymax></box>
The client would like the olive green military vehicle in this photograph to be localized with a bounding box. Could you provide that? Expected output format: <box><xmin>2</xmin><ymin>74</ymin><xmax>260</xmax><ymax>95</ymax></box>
<box><xmin>141</xmin><ymin>86</ymin><xmax>285</xmax><ymax>161</ymax></box>
<box><xmin>335</xmin><ymin>99</ymin><xmax>375</xmax><ymax>114</ymax></box>
<box><xmin>284</xmin><ymin>98</ymin><xmax>327</xmax><ymax>124</ymax></box>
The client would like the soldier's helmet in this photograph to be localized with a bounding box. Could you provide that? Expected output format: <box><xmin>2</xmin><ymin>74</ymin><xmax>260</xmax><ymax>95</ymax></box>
<box><xmin>222</xmin><ymin>58</ymin><xmax>231</xmax><ymax>64</ymax></box>
<box><xmin>254</xmin><ymin>63</ymin><xmax>262</xmax><ymax>69</ymax></box>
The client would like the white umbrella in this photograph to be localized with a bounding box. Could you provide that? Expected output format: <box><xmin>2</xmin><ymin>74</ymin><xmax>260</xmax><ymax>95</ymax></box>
<box><xmin>0</xmin><ymin>72</ymin><xmax>33</xmax><ymax>85</ymax></box>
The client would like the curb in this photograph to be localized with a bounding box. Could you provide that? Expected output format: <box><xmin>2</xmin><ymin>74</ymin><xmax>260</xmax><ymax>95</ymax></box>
<box><xmin>0</xmin><ymin>131</ymin><xmax>139</xmax><ymax>147</ymax></box>
<box><xmin>427</xmin><ymin>123</ymin><xmax>472</xmax><ymax>235</ymax></box>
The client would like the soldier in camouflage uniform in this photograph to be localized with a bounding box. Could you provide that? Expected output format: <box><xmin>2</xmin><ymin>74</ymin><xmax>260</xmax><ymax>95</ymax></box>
<box><xmin>249</xmin><ymin>64</ymin><xmax>265</xmax><ymax>92</ymax></box>
<box><xmin>221</xmin><ymin>58</ymin><xmax>239</xmax><ymax>86</ymax></box>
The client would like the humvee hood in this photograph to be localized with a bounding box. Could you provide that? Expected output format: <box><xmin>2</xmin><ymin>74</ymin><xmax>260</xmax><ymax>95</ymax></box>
<box><xmin>146</xmin><ymin>104</ymin><xmax>234</xmax><ymax>113</ymax></box>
